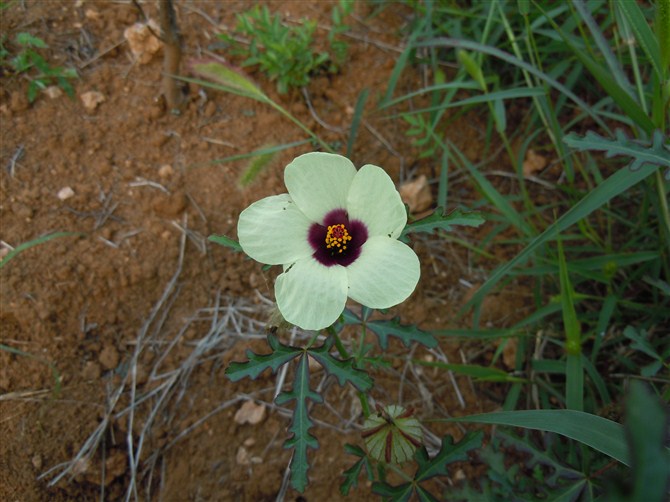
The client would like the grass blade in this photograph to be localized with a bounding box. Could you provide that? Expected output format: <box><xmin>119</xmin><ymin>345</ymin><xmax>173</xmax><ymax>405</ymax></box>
<box><xmin>0</xmin><ymin>231</ymin><xmax>82</xmax><ymax>269</ymax></box>
<box><xmin>557</xmin><ymin>238</ymin><xmax>583</xmax><ymax>411</ymax></box>
<box><xmin>464</xmin><ymin>162</ymin><xmax>660</xmax><ymax>313</ymax></box>
<box><xmin>617</xmin><ymin>1</ymin><xmax>664</xmax><ymax>81</ymax></box>
<box><xmin>440</xmin><ymin>410</ymin><xmax>631</xmax><ymax>466</ymax></box>
<box><xmin>346</xmin><ymin>88</ymin><xmax>368</xmax><ymax>158</ymax></box>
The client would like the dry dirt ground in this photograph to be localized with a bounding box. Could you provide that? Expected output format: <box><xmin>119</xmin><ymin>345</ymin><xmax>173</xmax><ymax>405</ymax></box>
<box><xmin>1</xmin><ymin>1</ymin><xmax>528</xmax><ymax>500</ymax></box>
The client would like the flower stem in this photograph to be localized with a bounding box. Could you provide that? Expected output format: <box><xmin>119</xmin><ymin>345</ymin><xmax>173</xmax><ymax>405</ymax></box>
<box><xmin>326</xmin><ymin>324</ymin><xmax>371</xmax><ymax>418</ymax></box>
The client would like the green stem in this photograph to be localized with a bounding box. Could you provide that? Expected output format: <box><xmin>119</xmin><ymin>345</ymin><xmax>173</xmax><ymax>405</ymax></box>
<box><xmin>268</xmin><ymin>100</ymin><xmax>334</xmax><ymax>153</ymax></box>
<box><xmin>326</xmin><ymin>324</ymin><xmax>371</xmax><ymax>417</ymax></box>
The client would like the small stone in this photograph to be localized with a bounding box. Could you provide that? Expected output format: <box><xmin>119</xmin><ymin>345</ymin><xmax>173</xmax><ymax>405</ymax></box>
<box><xmin>234</xmin><ymin>400</ymin><xmax>266</xmax><ymax>425</ymax></box>
<box><xmin>522</xmin><ymin>149</ymin><xmax>547</xmax><ymax>176</ymax></box>
<box><xmin>158</xmin><ymin>164</ymin><xmax>174</xmax><ymax>178</ymax></box>
<box><xmin>236</xmin><ymin>446</ymin><xmax>251</xmax><ymax>465</ymax></box>
<box><xmin>124</xmin><ymin>20</ymin><xmax>162</xmax><ymax>64</ymax></box>
<box><xmin>399</xmin><ymin>175</ymin><xmax>432</xmax><ymax>214</ymax></box>
<box><xmin>80</xmin><ymin>91</ymin><xmax>105</xmax><ymax>111</ymax></box>
<box><xmin>84</xmin><ymin>8</ymin><xmax>100</xmax><ymax>20</ymax></box>
<box><xmin>31</xmin><ymin>454</ymin><xmax>43</xmax><ymax>470</ymax></box>
<box><xmin>243</xmin><ymin>437</ymin><xmax>256</xmax><ymax>447</ymax></box>
<box><xmin>454</xmin><ymin>468</ymin><xmax>466</xmax><ymax>482</ymax></box>
<box><xmin>99</xmin><ymin>345</ymin><xmax>119</xmax><ymax>370</ymax></box>
<box><xmin>44</xmin><ymin>86</ymin><xmax>63</xmax><ymax>99</ymax></box>
<box><xmin>57</xmin><ymin>186</ymin><xmax>75</xmax><ymax>200</ymax></box>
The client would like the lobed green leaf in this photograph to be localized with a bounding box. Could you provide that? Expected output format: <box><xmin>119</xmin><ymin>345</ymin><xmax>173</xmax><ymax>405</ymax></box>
<box><xmin>308</xmin><ymin>336</ymin><xmax>373</xmax><ymax>392</ymax></box>
<box><xmin>225</xmin><ymin>334</ymin><xmax>301</xmax><ymax>382</ymax></box>
<box><xmin>367</xmin><ymin>318</ymin><xmax>438</xmax><ymax>350</ymax></box>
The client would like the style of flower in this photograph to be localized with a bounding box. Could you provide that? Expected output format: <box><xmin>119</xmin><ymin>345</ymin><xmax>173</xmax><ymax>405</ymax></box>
<box><xmin>237</xmin><ymin>152</ymin><xmax>420</xmax><ymax>330</ymax></box>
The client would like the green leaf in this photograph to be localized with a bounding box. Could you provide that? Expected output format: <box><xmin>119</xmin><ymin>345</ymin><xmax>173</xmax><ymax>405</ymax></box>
<box><xmin>563</xmin><ymin>129</ymin><xmax>670</xmax><ymax>171</ymax></box>
<box><xmin>414</xmin><ymin>360</ymin><xmax>526</xmax><ymax>383</ymax></box>
<box><xmin>626</xmin><ymin>381</ymin><xmax>670</xmax><ymax>502</ymax></box>
<box><xmin>557</xmin><ymin>238</ymin><xmax>583</xmax><ymax>411</ymax></box>
<box><xmin>367</xmin><ymin>317</ymin><xmax>438</xmax><ymax>350</ymax></box>
<box><xmin>617</xmin><ymin>1</ymin><xmax>664</xmax><ymax>81</ymax></box>
<box><xmin>401</xmin><ymin>207</ymin><xmax>485</xmax><ymax>238</ymax></box>
<box><xmin>623</xmin><ymin>325</ymin><xmax>662</xmax><ymax>361</ymax></box>
<box><xmin>308</xmin><ymin>336</ymin><xmax>373</xmax><ymax>392</ymax></box>
<box><xmin>0</xmin><ymin>231</ymin><xmax>83</xmax><ymax>269</ymax></box>
<box><xmin>544</xmin><ymin>10</ymin><xmax>655</xmax><ymax>134</ymax></box>
<box><xmin>238</xmin><ymin>147</ymin><xmax>276</xmax><ymax>186</ymax></box>
<box><xmin>464</xmin><ymin>161</ymin><xmax>659</xmax><ymax>314</ymax></box>
<box><xmin>16</xmin><ymin>32</ymin><xmax>47</xmax><ymax>48</ymax></box>
<box><xmin>415</xmin><ymin>431</ymin><xmax>483</xmax><ymax>482</ymax></box>
<box><xmin>208</xmin><ymin>234</ymin><xmax>242</xmax><ymax>252</ymax></box>
<box><xmin>441</xmin><ymin>410</ymin><xmax>632</xmax><ymax>466</ymax></box>
<box><xmin>275</xmin><ymin>354</ymin><xmax>322</xmax><ymax>493</ymax></box>
<box><xmin>372</xmin><ymin>481</ymin><xmax>413</xmax><ymax>501</ymax></box>
<box><xmin>190</xmin><ymin>60</ymin><xmax>268</xmax><ymax>102</ymax></box>
<box><xmin>363</xmin><ymin>405</ymin><xmax>423</xmax><ymax>465</ymax></box>
<box><xmin>340</xmin><ymin>444</ymin><xmax>373</xmax><ymax>496</ymax></box>
<box><xmin>225</xmin><ymin>334</ymin><xmax>301</xmax><ymax>381</ymax></box>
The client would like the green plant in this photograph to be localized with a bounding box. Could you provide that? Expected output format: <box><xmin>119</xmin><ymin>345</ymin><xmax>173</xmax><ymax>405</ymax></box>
<box><xmin>1</xmin><ymin>32</ymin><xmax>77</xmax><ymax>102</ymax></box>
<box><xmin>219</xmin><ymin>3</ymin><xmax>351</xmax><ymax>93</ymax></box>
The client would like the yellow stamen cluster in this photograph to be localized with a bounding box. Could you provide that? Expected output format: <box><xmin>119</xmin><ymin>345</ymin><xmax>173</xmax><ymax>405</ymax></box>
<box><xmin>325</xmin><ymin>223</ymin><xmax>352</xmax><ymax>254</ymax></box>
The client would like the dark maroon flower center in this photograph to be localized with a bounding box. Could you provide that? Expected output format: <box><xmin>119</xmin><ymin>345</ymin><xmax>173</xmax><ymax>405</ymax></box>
<box><xmin>307</xmin><ymin>208</ymin><xmax>368</xmax><ymax>267</ymax></box>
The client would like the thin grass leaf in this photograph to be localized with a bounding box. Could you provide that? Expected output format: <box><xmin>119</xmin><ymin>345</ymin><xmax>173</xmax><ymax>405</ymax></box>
<box><xmin>541</xmin><ymin>11</ymin><xmax>655</xmax><ymax>134</ymax></box>
<box><xmin>447</xmin><ymin>141</ymin><xmax>533</xmax><ymax>236</ymax></box>
<box><xmin>225</xmin><ymin>334</ymin><xmax>301</xmax><ymax>381</ymax></box>
<box><xmin>208</xmin><ymin>234</ymin><xmax>242</xmax><ymax>252</ymax></box>
<box><xmin>308</xmin><ymin>336</ymin><xmax>373</xmax><ymax>392</ymax></box>
<box><xmin>573</xmin><ymin>0</ymin><xmax>635</xmax><ymax>97</ymax></box>
<box><xmin>275</xmin><ymin>354</ymin><xmax>322</xmax><ymax>493</ymax></box>
<box><xmin>390</xmin><ymin>87</ymin><xmax>547</xmax><ymax>118</ymax></box>
<box><xmin>437</xmin><ymin>151</ymin><xmax>449</xmax><ymax>209</ymax></box>
<box><xmin>658</xmin><ymin>0</ymin><xmax>670</xmax><ymax>71</ymax></box>
<box><xmin>463</xmin><ymin>162</ymin><xmax>659</xmax><ymax>315</ymax></box>
<box><xmin>441</xmin><ymin>410</ymin><xmax>632</xmax><ymax>465</ymax></box>
<box><xmin>192</xmin><ymin>140</ymin><xmax>311</xmax><ymax>169</ymax></box>
<box><xmin>378</xmin><ymin>81</ymin><xmax>481</xmax><ymax>110</ymax></box>
<box><xmin>627</xmin><ymin>381</ymin><xmax>670</xmax><ymax>501</ymax></box>
<box><xmin>238</xmin><ymin>147</ymin><xmax>275</xmax><ymax>186</ymax></box>
<box><xmin>346</xmin><ymin>87</ymin><xmax>368</xmax><ymax>158</ymax></box>
<box><xmin>617</xmin><ymin>1</ymin><xmax>664</xmax><ymax>81</ymax></box>
<box><xmin>0</xmin><ymin>343</ymin><xmax>61</xmax><ymax>395</ymax></box>
<box><xmin>417</xmin><ymin>38</ymin><xmax>610</xmax><ymax>133</ymax></box>
<box><xmin>414</xmin><ymin>360</ymin><xmax>525</xmax><ymax>383</ymax></box>
<box><xmin>0</xmin><ymin>231</ymin><xmax>82</xmax><ymax>269</ymax></box>
<box><xmin>557</xmin><ymin>238</ymin><xmax>583</xmax><ymax>411</ymax></box>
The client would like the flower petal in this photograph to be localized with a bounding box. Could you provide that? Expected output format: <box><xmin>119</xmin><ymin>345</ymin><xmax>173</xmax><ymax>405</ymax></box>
<box><xmin>285</xmin><ymin>152</ymin><xmax>357</xmax><ymax>223</ymax></box>
<box><xmin>347</xmin><ymin>164</ymin><xmax>407</xmax><ymax>239</ymax></box>
<box><xmin>346</xmin><ymin>236</ymin><xmax>420</xmax><ymax>309</ymax></box>
<box><xmin>275</xmin><ymin>258</ymin><xmax>348</xmax><ymax>330</ymax></box>
<box><xmin>237</xmin><ymin>194</ymin><xmax>313</xmax><ymax>265</ymax></box>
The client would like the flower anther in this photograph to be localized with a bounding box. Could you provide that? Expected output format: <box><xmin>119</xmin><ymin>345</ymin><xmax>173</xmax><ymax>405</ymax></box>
<box><xmin>325</xmin><ymin>223</ymin><xmax>351</xmax><ymax>253</ymax></box>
